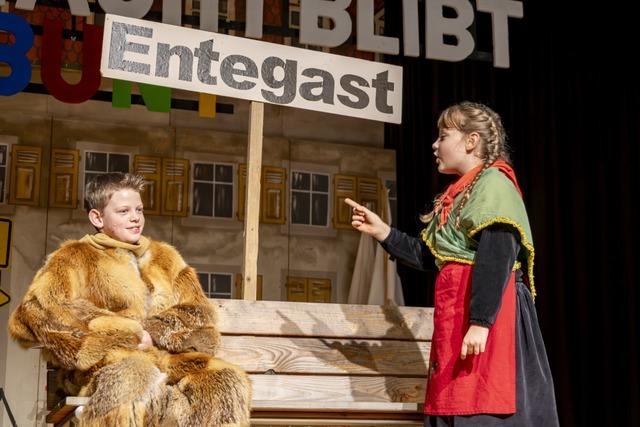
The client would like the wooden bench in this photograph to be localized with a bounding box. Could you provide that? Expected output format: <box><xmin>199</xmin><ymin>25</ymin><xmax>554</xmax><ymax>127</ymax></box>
<box><xmin>47</xmin><ymin>299</ymin><xmax>433</xmax><ymax>426</ymax></box>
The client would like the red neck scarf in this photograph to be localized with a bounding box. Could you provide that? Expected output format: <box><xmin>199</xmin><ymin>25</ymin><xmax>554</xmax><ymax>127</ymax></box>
<box><xmin>435</xmin><ymin>160</ymin><xmax>521</xmax><ymax>228</ymax></box>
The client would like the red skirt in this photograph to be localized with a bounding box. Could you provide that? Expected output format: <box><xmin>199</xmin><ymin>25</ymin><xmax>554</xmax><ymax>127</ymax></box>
<box><xmin>424</xmin><ymin>262</ymin><xmax>516</xmax><ymax>415</ymax></box>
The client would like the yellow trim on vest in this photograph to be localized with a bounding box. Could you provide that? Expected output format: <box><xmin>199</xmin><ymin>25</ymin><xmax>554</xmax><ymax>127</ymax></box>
<box><xmin>468</xmin><ymin>217</ymin><xmax>536</xmax><ymax>299</ymax></box>
<box><xmin>420</xmin><ymin>228</ymin><xmax>475</xmax><ymax>266</ymax></box>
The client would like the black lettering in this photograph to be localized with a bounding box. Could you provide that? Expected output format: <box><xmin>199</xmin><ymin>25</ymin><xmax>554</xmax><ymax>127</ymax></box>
<box><xmin>299</xmin><ymin>68</ymin><xmax>335</xmax><ymax>104</ymax></box>
<box><xmin>261</xmin><ymin>56</ymin><xmax>297</xmax><ymax>104</ymax></box>
<box><xmin>220</xmin><ymin>55</ymin><xmax>258</xmax><ymax>90</ymax></box>
<box><xmin>337</xmin><ymin>74</ymin><xmax>369</xmax><ymax>109</ymax></box>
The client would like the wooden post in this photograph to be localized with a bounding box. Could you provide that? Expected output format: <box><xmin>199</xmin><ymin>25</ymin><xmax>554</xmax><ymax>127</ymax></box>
<box><xmin>242</xmin><ymin>101</ymin><xmax>264</xmax><ymax>300</ymax></box>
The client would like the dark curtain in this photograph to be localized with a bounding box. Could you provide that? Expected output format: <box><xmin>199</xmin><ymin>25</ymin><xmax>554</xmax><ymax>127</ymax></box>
<box><xmin>384</xmin><ymin>2</ymin><xmax>639</xmax><ymax>426</ymax></box>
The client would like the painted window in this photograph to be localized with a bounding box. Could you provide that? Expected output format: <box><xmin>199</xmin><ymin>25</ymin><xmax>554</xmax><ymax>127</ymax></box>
<box><xmin>291</xmin><ymin>171</ymin><xmax>330</xmax><ymax>226</ymax></box>
<box><xmin>0</xmin><ymin>143</ymin><xmax>8</xmax><ymax>204</ymax></box>
<box><xmin>198</xmin><ymin>271</ymin><xmax>234</xmax><ymax>299</ymax></box>
<box><xmin>192</xmin><ymin>162</ymin><xmax>234</xmax><ymax>218</ymax></box>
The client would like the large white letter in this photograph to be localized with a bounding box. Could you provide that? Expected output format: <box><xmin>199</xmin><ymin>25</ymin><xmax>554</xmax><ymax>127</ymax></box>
<box><xmin>98</xmin><ymin>0</ymin><xmax>153</xmax><ymax>19</ymax></box>
<box><xmin>425</xmin><ymin>0</ymin><xmax>475</xmax><ymax>62</ymax></box>
<box><xmin>403</xmin><ymin>0</ymin><xmax>420</xmax><ymax>57</ymax></box>
<box><xmin>199</xmin><ymin>0</ymin><xmax>219</xmax><ymax>32</ymax></box>
<box><xmin>300</xmin><ymin>0</ymin><xmax>351</xmax><ymax>48</ymax></box>
<box><xmin>357</xmin><ymin>0</ymin><xmax>399</xmax><ymax>55</ymax></box>
<box><xmin>476</xmin><ymin>0</ymin><xmax>523</xmax><ymax>68</ymax></box>
<box><xmin>245</xmin><ymin>0</ymin><xmax>264</xmax><ymax>39</ymax></box>
<box><xmin>15</xmin><ymin>0</ymin><xmax>90</xmax><ymax>16</ymax></box>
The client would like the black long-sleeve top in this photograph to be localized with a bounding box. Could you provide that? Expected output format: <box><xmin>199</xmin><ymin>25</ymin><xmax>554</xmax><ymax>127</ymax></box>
<box><xmin>380</xmin><ymin>225</ymin><xmax>519</xmax><ymax>327</ymax></box>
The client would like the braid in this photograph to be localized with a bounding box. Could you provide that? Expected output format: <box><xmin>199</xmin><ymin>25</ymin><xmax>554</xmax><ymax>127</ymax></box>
<box><xmin>452</xmin><ymin>103</ymin><xmax>508</xmax><ymax>228</ymax></box>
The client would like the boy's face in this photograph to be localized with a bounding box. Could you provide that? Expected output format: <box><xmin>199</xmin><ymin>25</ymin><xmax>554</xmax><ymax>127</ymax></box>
<box><xmin>89</xmin><ymin>189</ymin><xmax>145</xmax><ymax>244</ymax></box>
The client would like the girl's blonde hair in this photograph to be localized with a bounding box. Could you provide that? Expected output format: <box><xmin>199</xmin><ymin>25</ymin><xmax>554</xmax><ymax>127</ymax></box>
<box><xmin>85</xmin><ymin>172</ymin><xmax>145</xmax><ymax>212</ymax></box>
<box><xmin>422</xmin><ymin>101</ymin><xmax>511</xmax><ymax>227</ymax></box>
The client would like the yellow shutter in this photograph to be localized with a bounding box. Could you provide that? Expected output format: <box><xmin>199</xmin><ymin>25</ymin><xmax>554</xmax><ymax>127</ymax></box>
<box><xmin>49</xmin><ymin>148</ymin><xmax>79</xmax><ymax>209</ymax></box>
<box><xmin>161</xmin><ymin>158</ymin><xmax>189</xmax><ymax>216</ymax></box>
<box><xmin>332</xmin><ymin>174</ymin><xmax>357</xmax><ymax>229</ymax></box>
<box><xmin>261</xmin><ymin>166</ymin><xmax>286</xmax><ymax>224</ymax></box>
<box><xmin>308</xmin><ymin>278</ymin><xmax>332</xmax><ymax>303</ymax></box>
<box><xmin>134</xmin><ymin>156</ymin><xmax>162</xmax><ymax>215</ymax></box>
<box><xmin>237</xmin><ymin>163</ymin><xmax>247</xmax><ymax>221</ymax></box>
<box><xmin>286</xmin><ymin>276</ymin><xmax>308</xmax><ymax>302</ymax></box>
<box><xmin>357</xmin><ymin>177</ymin><xmax>381</xmax><ymax>216</ymax></box>
<box><xmin>235</xmin><ymin>273</ymin><xmax>263</xmax><ymax>300</ymax></box>
<box><xmin>9</xmin><ymin>145</ymin><xmax>42</xmax><ymax>206</ymax></box>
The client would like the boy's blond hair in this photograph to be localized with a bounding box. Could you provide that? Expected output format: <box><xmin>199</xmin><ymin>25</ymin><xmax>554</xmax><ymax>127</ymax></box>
<box><xmin>85</xmin><ymin>172</ymin><xmax>145</xmax><ymax>212</ymax></box>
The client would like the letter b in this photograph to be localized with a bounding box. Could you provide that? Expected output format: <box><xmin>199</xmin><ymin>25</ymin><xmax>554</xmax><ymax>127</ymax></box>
<box><xmin>0</xmin><ymin>12</ymin><xmax>34</xmax><ymax>96</ymax></box>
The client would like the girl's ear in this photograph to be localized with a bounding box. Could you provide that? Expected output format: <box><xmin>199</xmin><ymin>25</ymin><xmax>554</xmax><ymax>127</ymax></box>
<box><xmin>88</xmin><ymin>209</ymin><xmax>103</xmax><ymax>229</ymax></box>
<box><xmin>465</xmin><ymin>132</ymin><xmax>480</xmax><ymax>151</ymax></box>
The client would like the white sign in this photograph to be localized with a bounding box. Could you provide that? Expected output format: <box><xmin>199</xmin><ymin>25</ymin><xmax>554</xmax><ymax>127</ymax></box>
<box><xmin>100</xmin><ymin>14</ymin><xmax>403</xmax><ymax>123</ymax></box>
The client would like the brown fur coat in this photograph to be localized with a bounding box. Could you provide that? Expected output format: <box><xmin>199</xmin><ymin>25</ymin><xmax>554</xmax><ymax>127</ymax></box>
<box><xmin>9</xmin><ymin>236</ymin><xmax>251</xmax><ymax>426</ymax></box>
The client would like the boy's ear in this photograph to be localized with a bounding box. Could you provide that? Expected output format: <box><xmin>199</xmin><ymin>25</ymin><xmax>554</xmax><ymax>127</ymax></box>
<box><xmin>88</xmin><ymin>209</ymin><xmax>103</xmax><ymax>229</ymax></box>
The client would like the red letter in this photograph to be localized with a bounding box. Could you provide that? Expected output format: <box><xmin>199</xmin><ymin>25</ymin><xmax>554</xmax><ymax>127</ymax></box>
<box><xmin>41</xmin><ymin>19</ymin><xmax>102</xmax><ymax>103</ymax></box>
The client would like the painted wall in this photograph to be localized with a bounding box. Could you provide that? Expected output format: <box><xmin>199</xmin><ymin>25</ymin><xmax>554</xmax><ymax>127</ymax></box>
<box><xmin>0</xmin><ymin>81</ymin><xmax>391</xmax><ymax>426</ymax></box>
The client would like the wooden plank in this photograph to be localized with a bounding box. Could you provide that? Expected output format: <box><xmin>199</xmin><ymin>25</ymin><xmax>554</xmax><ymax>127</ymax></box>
<box><xmin>218</xmin><ymin>336</ymin><xmax>430</xmax><ymax>376</ymax></box>
<box><xmin>213</xmin><ymin>299</ymin><xmax>434</xmax><ymax>340</ymax></box>
<box><xmin>46</xmin><ymin>397</ymin><xmax>88</xmax><ymax>424</ymax></box>
<box><xmin>250</xmin><ymin>375</ymin><xmax>425</xmax><ymax>404</ymax></box>
<box><xmin>251</xmin><ymin>419</ymin><xmax>421</xmax><ymax>426</ymax></box>
<box><xmin>251</xmin><ymin>401</ymin><xmax>422</xmax><ymax>412</ymax></box>
<box><xmin>48</xmin><ymin>397</ymin><xmax>422</xmax><ymax>417</ymax></box>
<box><xmin>242</xmin><ymin>101</ymin><xmax>264</xmax><ymax>301</ymax></box>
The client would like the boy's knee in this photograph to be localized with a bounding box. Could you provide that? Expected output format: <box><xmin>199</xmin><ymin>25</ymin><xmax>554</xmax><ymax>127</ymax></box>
<box><xmin>171</xmin><ymin>360</ymin><xmax>252</xmax><ymax>426</ymax></box>
<box><xmin>82</xmin><ymin>355</ymin><xmax>167</xmax><ymax>418</ymax></box>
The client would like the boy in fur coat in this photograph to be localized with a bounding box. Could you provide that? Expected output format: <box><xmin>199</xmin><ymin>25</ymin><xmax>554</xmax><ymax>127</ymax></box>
<box><xmin>8</xmin><ymin>172</ymin><xmax>251</xmax><ymax>426</ymax></box>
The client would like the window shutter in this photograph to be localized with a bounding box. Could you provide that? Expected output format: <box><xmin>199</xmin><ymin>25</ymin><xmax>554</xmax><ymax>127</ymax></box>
<box><xmin>134</xmin><ymin>156</ymin><xmax>161</xmax><ymax>215</ymax></box>
<box><xmin>237</xmin><ymin>163</ymin><xmax>247</xmax><ymax>221</ymax></box>
<box><xmin>357</xmin><ymin>177</ymin><xmax>381</xmax><ymax>215</ymax></box>
<box><xmin>261</xmin><ymin>166</ymin><xmax>286</xmax><ymax>224</ymax></box>
<box><xmin>308</xmin><ymin>278</ymin><xmax>332</xmax><ymax>303</ymax></box>
<box><xmin>286</xmin><ymin>276</ymin><xmax>308</xmax><ymax>302</ymax></box>
<box><xmin>332</xmin><ymin>174</ymin><xmax>357</xmax><ymax>229</ymax></box>
<box><xmin>49</xmin><ymin>148</ymin><xmax>78</xmax><ymax>209</ymax></box>
<box><xmin>9</xmin><ymin>145</ymin><xmax>42</xmax><ymax>206</ymax></box>
<box><xmin>161</xmin><ymin>158</ymin><xmax>189</xmax><ymax>216</ymax></box>
<box><xmin>234</xmin><ymin>273</ymin><xmax>263</xmax><ymax>300</ymax></box>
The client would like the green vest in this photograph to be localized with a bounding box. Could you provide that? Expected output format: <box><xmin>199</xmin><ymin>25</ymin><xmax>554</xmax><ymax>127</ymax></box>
<box><xmin>420</xmin><ymin>168</ymin><xmax>536</xmax><ymax>298</ymax></box>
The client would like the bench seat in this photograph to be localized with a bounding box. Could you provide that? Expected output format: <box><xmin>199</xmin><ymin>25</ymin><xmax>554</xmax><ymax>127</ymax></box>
<box><xmin>47</xmin><ymin>299</ymin><xmax>434</xmax><ymax>426</ymax></box>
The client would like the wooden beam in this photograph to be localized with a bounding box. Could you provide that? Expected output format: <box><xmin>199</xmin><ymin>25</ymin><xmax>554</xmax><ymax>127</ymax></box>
<box><xmin>242</xmin><ymin>101</ymin><xmax>264</xmax><ymax>301</ymax></box>
<box><xmin>249</xmin><ymin>375</ymin><xmax>425</xmax><ymax>403</ymax></box>
<box><xmin>217</xmin><ymin>335</ymin><xmax>430</xmax><ymax>376</ymax></box>
<box><xmin>212</xmin><ymin>299</ymin><xmax>434</xmax><ymax>340</ymax></box>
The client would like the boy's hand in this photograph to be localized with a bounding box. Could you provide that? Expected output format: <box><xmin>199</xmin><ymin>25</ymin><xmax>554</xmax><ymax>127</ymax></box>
<box><xmin>460</xmin><ymin>325</ymin><xmax>489</xmax><ymax>360</ymax></box>
<box><xmin>137</xmin><ymin>330</ymin><xmax>153</xmax><ymax>350</ymax></box>
<box><xmin>344</xmin><ymin>198</ymin><xmax>390</xmax><ymax>242</ymax></box>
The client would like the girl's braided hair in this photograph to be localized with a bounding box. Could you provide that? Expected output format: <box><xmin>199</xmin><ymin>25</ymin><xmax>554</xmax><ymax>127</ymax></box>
<box><xmin>422</xmin><ymin>101</ymin><xmax>511</xmax><ymax>227</ymax></box>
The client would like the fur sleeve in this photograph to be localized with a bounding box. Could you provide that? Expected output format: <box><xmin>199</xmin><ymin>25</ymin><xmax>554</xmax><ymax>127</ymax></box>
<box><xmin>8</xmin><ymin>245</ymin><xmax>144</xmax><ymax>370</ymax></box>
<box><xmin>144</xmin><ymin>256</ymin><xmax>220</xmax><ymax>355</ymax></box>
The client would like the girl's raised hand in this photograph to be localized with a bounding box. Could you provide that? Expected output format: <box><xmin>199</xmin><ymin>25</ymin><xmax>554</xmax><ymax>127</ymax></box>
<box><xmin>344</xmin><ymin>198</ymin><xmax>391</xmax><ymax>241</ymax></box>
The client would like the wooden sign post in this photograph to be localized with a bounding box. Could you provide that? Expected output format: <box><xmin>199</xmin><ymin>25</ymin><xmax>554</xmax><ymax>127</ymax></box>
<box><xmin>241</xmin><ymin>102</ymin><xmax>264</xmax><ymax>300</ymax></box>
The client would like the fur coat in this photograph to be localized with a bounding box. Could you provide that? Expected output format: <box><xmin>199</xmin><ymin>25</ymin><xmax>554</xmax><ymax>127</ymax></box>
<box><xmin>9</xmin><ymin>234</ymin><xmax>251</xmax><ymax>426</ymax></box>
